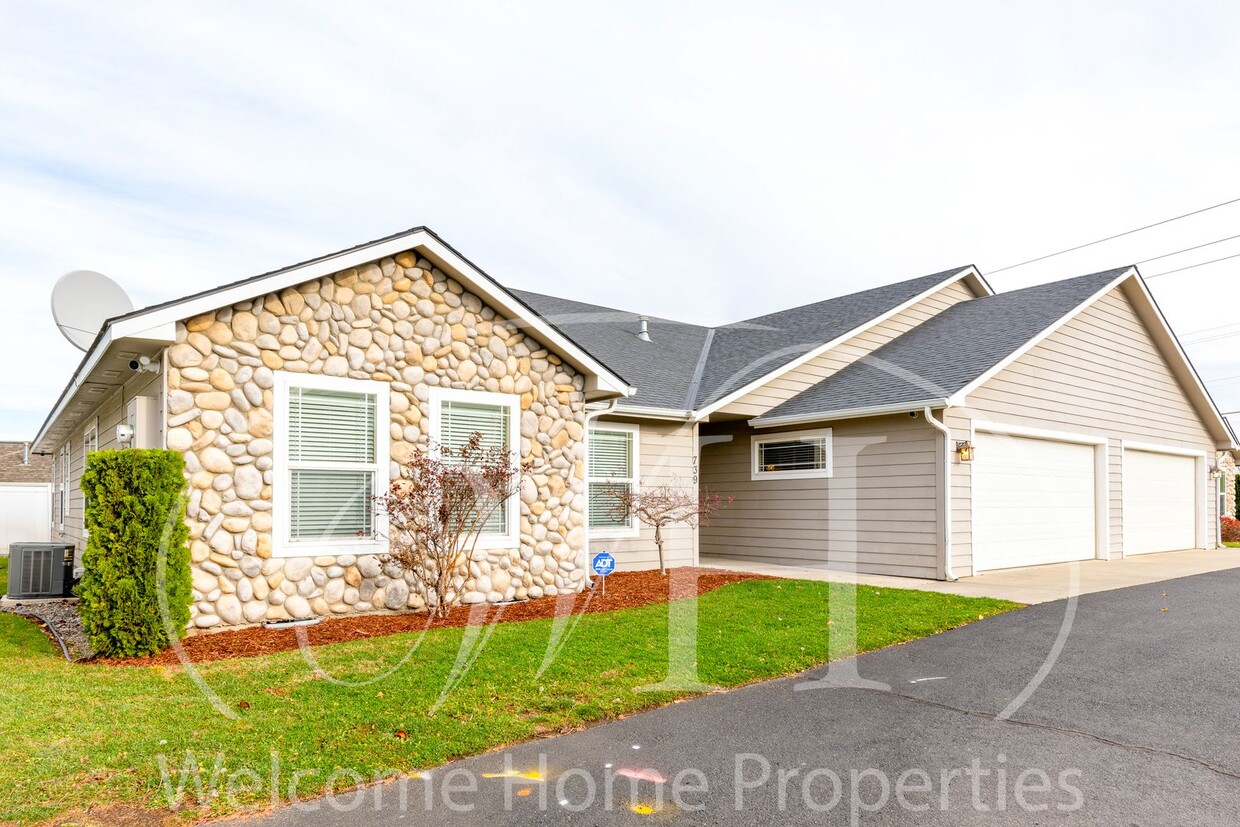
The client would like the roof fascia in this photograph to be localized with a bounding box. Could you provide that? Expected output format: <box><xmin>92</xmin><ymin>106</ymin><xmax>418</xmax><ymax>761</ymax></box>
<box><xmin>749</xmin><ymin>398</ymin><xmax>948</xmax><ymax>429</ymax></box>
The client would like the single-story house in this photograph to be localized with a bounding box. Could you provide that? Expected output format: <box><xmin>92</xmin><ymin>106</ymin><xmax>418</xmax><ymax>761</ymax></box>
<box><xmin>31</xmin><ymin>227</ymin><xmax>1237</xmax><ymax>627</ymax></box>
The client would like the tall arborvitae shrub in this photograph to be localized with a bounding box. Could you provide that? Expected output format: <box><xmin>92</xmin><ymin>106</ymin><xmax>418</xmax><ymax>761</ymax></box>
<box><xmin>78</xmin><ymin>449</ymin><xmax>191</xmax><ymax>657</ymax></box>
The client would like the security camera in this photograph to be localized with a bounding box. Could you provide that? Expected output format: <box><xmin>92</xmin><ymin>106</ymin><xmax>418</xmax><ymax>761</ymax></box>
<box><xmin>128</xmin><ymin>355</ymin><xmax>158</xmax><ymax>373</ymax></box>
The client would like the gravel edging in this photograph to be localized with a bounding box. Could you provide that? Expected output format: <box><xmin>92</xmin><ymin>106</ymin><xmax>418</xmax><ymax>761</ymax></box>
<box><xmin>1</xmin><ymin>599</ymin><xmax>95</xmax><ymax>661</ymax></box>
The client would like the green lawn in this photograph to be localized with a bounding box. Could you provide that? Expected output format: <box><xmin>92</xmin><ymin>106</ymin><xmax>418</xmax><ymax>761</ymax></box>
<box><xmin>0</xmin><ymin>557</ymin><xmax>1016</xmax><ymax>824</ymax></box>
<box><xmin>1225</xmin><ymin>542</ymin><xmax>1240</xmax><ymax>548</ymax></box>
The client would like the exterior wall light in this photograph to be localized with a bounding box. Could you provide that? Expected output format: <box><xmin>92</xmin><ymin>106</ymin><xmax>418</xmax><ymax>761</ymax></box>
<box><xmin>956</xmin><ymin>441</ymin><xmax>975</xmax><ymax>462</ymax></box>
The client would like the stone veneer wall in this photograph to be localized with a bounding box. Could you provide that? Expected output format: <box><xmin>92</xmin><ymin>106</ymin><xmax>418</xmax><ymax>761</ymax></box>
<box><xmin>167</xmin><ymin>251</ymin><xmax>588</xmax><ymax>628</ymax></box>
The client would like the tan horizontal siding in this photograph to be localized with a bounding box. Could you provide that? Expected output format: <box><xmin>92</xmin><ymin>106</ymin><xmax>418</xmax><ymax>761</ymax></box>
<box><xmin>54</xmin><ymin>369</ymin><xmax>164</xmax><ymax>552</ymax></box>
<box><xmin>592</xmin><ymin>417</ymin><xmax>698</xmax><ymax>571</ymax></box>
<box><xmin>718</xmin><ymin>280</ymin><xmax>977</xmax><ymax>417</ymax></box>
<box><xmin>699</xmin><ymin>415</ymin><xmax>941</xmax><ymax>577</ymax></box>
<box><xmin>952</xmin><ymin>283</ymin><xmax>1217</xmax><ymax>571</ymax></box>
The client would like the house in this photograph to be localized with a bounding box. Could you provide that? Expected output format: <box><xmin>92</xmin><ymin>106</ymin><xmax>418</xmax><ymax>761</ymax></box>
<box><xmin>0</xmin><ymin>442</ymin><xmax>53</xmax><ymax>550</ymax></box>
<box><xmin>30</xmin><ymin>227</ymin><xmax>1236</xmax><ymax>628</ymax></box>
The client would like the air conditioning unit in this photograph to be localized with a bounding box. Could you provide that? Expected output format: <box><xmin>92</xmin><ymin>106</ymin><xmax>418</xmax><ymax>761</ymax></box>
<box><xmin>6</xmin><ymin>543</ymin><xmax>76</xmax><ymax>599</ymax></box>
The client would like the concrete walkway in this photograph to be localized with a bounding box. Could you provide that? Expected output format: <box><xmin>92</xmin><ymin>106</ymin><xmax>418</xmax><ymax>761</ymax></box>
<box><xmin>702</xmin><ymin>547</ymin><xmax>1240</xmax><ymax>603</ymax></box>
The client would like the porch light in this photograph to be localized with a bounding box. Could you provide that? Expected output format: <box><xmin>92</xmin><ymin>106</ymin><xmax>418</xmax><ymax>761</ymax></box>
<box><xmin>956</xmin><ymin>441</ymin><xmax>975</xmax><ymax>463</ymax></box>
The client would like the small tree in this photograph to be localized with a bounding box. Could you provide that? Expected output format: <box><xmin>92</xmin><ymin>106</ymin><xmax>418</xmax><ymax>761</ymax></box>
<box><xmin>377</xmin><ymin>433</ymin><xmax>528</xmax><ymax>617</ymax></box>
<box><xmin>610</xmin><ymin>480</ymin><xmax>733</xmax><ymax>574</ymax></box>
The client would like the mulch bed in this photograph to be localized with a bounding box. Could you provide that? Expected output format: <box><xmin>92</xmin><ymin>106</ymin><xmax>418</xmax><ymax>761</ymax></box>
<box><xmin>96</xmin><ymin>567</ymin><xmax>769</xmax><ymax>667</ymax></box>
<box><xmin>1</xmin><ymin>597</ymin><xmax>95</xmax><ymax>661</ymax></box>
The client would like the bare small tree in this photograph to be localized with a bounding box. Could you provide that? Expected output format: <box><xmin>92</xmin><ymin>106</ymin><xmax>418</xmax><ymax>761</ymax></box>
<box><xmin>377</xmin><ymin>433</ymin><xmax>528</xmax><ymax>617</ymax></box>
<box><xmin>610</xmin><ymin>480</ymin><xmax>733</xmax><ymax>574</ymax></box>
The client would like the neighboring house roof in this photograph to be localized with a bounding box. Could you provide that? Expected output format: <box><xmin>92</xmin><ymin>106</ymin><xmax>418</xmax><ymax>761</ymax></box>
<box><xmin>752</xmin><ymin>267</ymin><xmax>1132</xmax><ymax>424</ymax></box>
<box><xmin>0</xmin><ymin>442</ymin><xmax>52</xmax><ymax>483</ymax></box>
<box><xmin>515</xmin><ymin>266</ymin><xmax>986</xmax><ymax>414</ymax></box>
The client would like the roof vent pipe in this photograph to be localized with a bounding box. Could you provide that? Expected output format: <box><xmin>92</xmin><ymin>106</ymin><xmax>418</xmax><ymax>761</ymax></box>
<box><xmin>637</xmin><ymin>316</ymin><xmax>650</xmax><ymax>342</ymax></box>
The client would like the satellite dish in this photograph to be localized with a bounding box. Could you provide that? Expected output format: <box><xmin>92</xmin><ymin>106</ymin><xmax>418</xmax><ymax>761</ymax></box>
<box><xmin>51</xmin><ymin>270</ymin><xmax>134</xmax><ymax>351</ymax></box>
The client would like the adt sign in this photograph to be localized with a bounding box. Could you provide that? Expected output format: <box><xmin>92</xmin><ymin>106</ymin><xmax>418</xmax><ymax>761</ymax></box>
<box><xmin>591</xmin><ymin>551</ymin><xmax>616</xmax><ymax>577</ymax></box>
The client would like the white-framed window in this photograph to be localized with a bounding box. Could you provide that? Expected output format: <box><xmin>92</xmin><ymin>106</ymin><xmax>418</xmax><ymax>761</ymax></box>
<box><xmin>428</xmin><ymin>387</ymin><xmax>521</xmax><ymax>549</ymax></box>
<box><xmin>751</xmin><ymin>428</ymin><xmax>833</xmax><ymax>480</ymax></box>
<box><xmin>57</xmin><ymin>442</ymin><xmax>70</xmax><ymax>530</ymax></box>
<box><xmin>588</xmin><ymin>422</ymin><xmax>640</xmax><ymax>537</ymax></box>
<box><xmin>82</xmin><ymin>418</ymin><xmax>98</xmax><ymax>538</ymax></box>
<box><xmin>273</xmin><ymin>372</ymin><xmax>390</xmax><ymax>557</ymax></box>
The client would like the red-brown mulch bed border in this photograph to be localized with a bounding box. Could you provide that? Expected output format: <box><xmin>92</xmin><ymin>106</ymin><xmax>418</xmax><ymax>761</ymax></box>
<box><xmin>94</xmin><ymin>567</ymin><xmax>770</xmax><ymax>667</ymax></box>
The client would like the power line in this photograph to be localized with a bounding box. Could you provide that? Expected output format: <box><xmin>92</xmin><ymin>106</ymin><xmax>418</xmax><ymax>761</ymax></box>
<box><xmin>1135</xmin><ymin>232</ymin><xmax>1240</xmax><ymax>265</ymax></box>
<box><xmin>1145</xmin><ymin>249</ymin><xmax>1240</xmax><ymax>279</ymax></box>
<box><xmin>1184</xmin><ymin>330</ymin><xmax>1240</xmax><ymax>347</ymax></box>
<box><xmin>989</xmin><ymin>196</ymin><xmax>1240</xmax><ymax>274</ymax></box>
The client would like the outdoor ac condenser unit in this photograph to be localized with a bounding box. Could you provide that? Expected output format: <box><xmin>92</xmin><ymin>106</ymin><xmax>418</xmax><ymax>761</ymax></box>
<box><xmin>6</xmin><ymin>543</ymin><xmax>76</xmax><ymax>599</ymax></box>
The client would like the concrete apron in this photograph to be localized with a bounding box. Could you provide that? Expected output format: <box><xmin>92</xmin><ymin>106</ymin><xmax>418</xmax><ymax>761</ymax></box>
<box><xmin>702</xmin><ymin>547</ymin><xmax>1240</xmax><ymax>604</ymax></box>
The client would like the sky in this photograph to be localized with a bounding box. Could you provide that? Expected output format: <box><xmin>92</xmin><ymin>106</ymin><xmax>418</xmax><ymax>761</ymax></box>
<box><xmin>3</xmin><ymin>1</ymin><xmax>1240</xmax><ymax>440</ymax></box>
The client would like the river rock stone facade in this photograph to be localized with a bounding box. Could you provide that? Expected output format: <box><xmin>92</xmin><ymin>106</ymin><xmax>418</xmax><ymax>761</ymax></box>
<box><xmin>168</xmin><ymin>251</ymin><xmax>588</xmax><ymax>629</ymax></box>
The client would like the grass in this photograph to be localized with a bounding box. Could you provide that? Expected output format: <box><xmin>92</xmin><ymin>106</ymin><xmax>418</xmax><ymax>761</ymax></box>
<box><xmin>1226</xmin><ymin>542</ymin><xmax>1240</xmax><ymax>548</ymax></box>
<box><xmin>0</xmin><ymin>557</ymin><xmax>1017</xmax><ymax>824</ymax></box>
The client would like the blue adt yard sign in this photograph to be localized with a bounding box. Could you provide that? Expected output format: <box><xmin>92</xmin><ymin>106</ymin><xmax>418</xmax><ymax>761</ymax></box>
<box><xmin>592</xmin><ymin>551</ymin><xmax>616</xmax><ymax>595</ymax></box>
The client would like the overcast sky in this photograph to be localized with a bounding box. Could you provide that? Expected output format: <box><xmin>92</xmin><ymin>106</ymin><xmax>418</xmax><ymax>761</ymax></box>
<box><xmin>4</xmin><ymin>1</ymin><xmax>1240</xmax><ymax>440</ymax></box>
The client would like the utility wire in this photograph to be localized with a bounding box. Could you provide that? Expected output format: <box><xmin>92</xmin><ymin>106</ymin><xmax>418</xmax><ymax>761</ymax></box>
<box><xmin>1135</xmin><ymin>232</ymin><xmax>1240</xmax><ymax>265</ymax></box>
<box><xmin>1145</xmin><ymin>249</ymin><xmax>1240</xmax><ymax>279</ymax></box>
<box><xmin>989</xmin><ymin>196</ymin><xmax>1240</xmax><ymax>274</ymax></box>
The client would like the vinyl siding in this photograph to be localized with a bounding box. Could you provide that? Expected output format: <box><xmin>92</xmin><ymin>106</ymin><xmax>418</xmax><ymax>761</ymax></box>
<box><xmin>949</xmin><ymin>283</ymin><xmax>1218</xmax><ymax>575</ymax></box>
<box><xmin>54</xmin><ymin>366</ymin><xmax>164</xmax><ymax>554</ymax></box>
<box><xmin>699</xmin><ymin>415</ymin><xmax>941</xmax><ymax>578</ymax></box>
<box><xmin>717</xmin><ymin>280</ymin><xmax>977</xmax><ymax>418</ymax></box>
<box><xmin>591</xmin><ymin>417</ymin><xmax>698</xmax><ymax>571</ymax></box>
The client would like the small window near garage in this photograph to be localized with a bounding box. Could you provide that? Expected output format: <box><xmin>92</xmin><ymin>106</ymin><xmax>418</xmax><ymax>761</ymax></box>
<box><xmin>588</xmin><ymin>424</ymin><xmax>639</xmax><ymax>536</ymax></box>
<box><xmin>751</xmin><ymin>428</ymin><xmax>833</xmax><ymax>480</ymax></box>
<box><xmin>429</xmin><ymin>387</ymin><xmax>521</xmax><ymax>547</ymax></box>
<box><xmin>274</xmin><ymin>373</ymin><xmax>390</xmax><ymax>556</ymax></box>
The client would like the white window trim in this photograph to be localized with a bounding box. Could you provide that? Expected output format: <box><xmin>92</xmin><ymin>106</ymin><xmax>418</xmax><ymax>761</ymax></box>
<box><xmin>272</xmin><ymin>371</ymin><xmax>391</xmax><ymax>559</ymax></box>
<box><xmin>751</xmin><ymin>428</ymin><xmax>834</xmax><ymax>480</ymax></box>
<box><xmin>57</xmin><ymin>442</ymin><xmax>70</xmax><ymax>531</ymax></box>
<box><xmin>82</xmin><ymin>418</ymin><xmax>97</xmax><ymax>539</ymax></box>
<box><xmin>428</xmin><ymin>386</ymin><xmax>522</xmax><ymax>550</ymax></box>
<box><xmin>587</xmin><ymin>421</ymin><xmax>641</xmax><ymax>539</ymax></box>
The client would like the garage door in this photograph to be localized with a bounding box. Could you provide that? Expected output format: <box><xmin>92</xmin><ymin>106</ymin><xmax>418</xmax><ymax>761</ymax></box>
<box><xmin>973</xmin><ymin>433</ymin><xmax>1097</xmax><ymax>572</ymax></box>
<box><xmin>1124</xmin><ymin>449</ymin><xmax>1197</xmax><ymax>555</ymax></box>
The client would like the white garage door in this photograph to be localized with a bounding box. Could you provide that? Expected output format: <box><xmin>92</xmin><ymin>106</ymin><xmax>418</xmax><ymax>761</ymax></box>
<box><xmin>0</xmin><ymin>484</ymin><xmax>51</xmax><ymax>551</ymax></box>
<box><xmin>973</xmin><ymin>433</ymin><xmax>1097</xmax><ymax>572</ymax></box>
<box><xmin>1124</xmin><ymin>450</ymin><xmax>1197</xmax><ymax>555</ymax></box>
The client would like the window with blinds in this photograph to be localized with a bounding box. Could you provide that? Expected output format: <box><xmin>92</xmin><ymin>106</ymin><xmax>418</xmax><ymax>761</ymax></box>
<box><xmin>284</xmin><ymin>384</ymin><xmax>381</xmax><ymax>542</ymax></box>
<box><xmin>588</xmin><ymin>426</ymin><xmax>637</xmax><ymax>533</ymax></box>
<box><xmin>436</xmin><ymin>397</ymin><xmax>514</xmax><ymax>535</ymax></box>
<box><xmin>752</xmin><ymin>429</ymin><xmax>833</xmax><ymax>479</ymax></box>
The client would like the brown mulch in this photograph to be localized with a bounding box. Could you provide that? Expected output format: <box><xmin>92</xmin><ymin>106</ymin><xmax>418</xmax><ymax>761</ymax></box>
<box><xmin>95</xmin><ymin>567</ymin><xmax>770</xmax><ymax>668</ymax></box>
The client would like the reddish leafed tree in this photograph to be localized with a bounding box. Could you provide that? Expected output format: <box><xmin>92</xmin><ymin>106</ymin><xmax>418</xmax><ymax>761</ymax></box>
<box><xmin>610</xmin><ymin>481</ymin><xmax>734</xmax><ymax>574</ymax></box>
<box><xmin>377</xmin><ymin>433</ymin><xmax>529</xmax><ymax>617</ymax></box>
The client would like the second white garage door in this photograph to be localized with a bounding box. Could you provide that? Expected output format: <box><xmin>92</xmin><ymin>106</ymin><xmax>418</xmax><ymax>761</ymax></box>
<box><xmin>973</xmin><ymin>432</ymin><xmax>1098</xmax><ymax>572</ymax></box>
<box><xmin>1123</xmin><ymin>449</ymin><xmax>1198</xmax><ymax>555</ymax></box>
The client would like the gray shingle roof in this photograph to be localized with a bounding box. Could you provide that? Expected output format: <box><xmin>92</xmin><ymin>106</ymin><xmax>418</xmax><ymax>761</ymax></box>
<box><xmin>691</xmin><ymin>267</ymin><xmax>973</xmax><ymax>408</ymax></box>
<box><xmin>510</xmin><ymin>290</ymin><xmax>711</xmax><ymax>410</ymax></box>
<box><xmin>754</xmin><ymin>267</ymin><xmax>1132</xmax><ymax>423</ymax></box>
<box><xmin>514</xmin><ymin>266</ymin><xmax>974</xmax><ymax>411</ymax></box>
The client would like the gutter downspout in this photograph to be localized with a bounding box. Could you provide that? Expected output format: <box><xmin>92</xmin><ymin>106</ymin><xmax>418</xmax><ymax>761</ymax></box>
<box><xmin>580</xmin><ymin>398</ymin><xmax>619</xmax><ymax>587</ymax></box>
<box><xmin>923</xmin><ymin>407</ymin><xmax>958</xmax><ymax>582</ymax></box>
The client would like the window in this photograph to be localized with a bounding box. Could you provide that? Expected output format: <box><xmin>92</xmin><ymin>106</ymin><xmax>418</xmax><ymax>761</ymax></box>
<box><xmin>82</xmin><ymin>419</ymin><xmax>97</xmax><ymax>538</ymax></box>
<box><xmin>752</xmin><ymin>428</ymin><xmax>833</xmax><ymax>480</ymax></box>
<box><xmin>274</xmin><ymin>373</ymin><xmax>389</xmax><ymax>557</ymax></box>
<box><xmin>588</xmin><ymin>424</ymin><xmax>639</xmax><ymax>536</ymax></box>
<box><xmin>429</xmin><ymin>387</ymin><xmax>520</xmax><ymax>548</ymax></box>
<box><xmin>57</xmin><ymin>443</ymin><xmax>70</xmax><ymax>529</ymax></box>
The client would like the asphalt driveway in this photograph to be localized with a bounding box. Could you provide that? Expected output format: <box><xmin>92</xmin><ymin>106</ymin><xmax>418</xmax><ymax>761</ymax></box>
<box><xmin>221</xmin><ymin>567</ymin><xmax>1240</xmax><ymax>825</ymax></box>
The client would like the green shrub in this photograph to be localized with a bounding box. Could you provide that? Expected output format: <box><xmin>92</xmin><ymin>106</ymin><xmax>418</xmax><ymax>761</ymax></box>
<box><xmin>77</xmin><ymin>449</ymin><xmax>191</xmax><ymax>657</ymax></box>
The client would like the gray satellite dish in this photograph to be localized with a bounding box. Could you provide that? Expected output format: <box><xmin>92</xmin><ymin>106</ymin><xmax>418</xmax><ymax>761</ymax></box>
<box><xmin>50</xmin><ymin>270</ymin><xmax>135</xmax><ymax>351</ymax></box>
